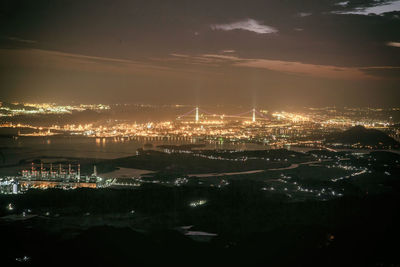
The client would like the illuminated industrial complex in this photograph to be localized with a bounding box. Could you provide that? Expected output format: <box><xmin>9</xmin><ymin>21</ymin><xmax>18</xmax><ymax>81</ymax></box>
<box><xmin>0</xmin><ymin>164</ymin><xmax>101</xmax><ymax>194</ymax></box>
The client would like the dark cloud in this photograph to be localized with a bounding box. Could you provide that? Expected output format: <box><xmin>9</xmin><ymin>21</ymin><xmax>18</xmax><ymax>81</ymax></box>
<box><xmin>3</xmin><ymin>36</ymin><xmax>37</xmax><ymax>44</ymax></box>
<box><xmin>361</xmin><ymin>66</ymin><xmax>400</xmax><ymax>79</ymax></box>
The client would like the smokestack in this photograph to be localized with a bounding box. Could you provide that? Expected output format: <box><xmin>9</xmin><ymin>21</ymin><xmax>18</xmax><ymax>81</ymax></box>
<box><xmin>77</xmin><ymin>164</ymin><xmax>81</xmax><ymax>179</ymax></box>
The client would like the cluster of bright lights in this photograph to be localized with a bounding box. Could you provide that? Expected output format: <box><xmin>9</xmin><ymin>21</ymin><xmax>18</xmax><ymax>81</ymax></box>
<box><xmin>0</xmin><ymin>102</ymin><xmax>110</xmax><ymax>116</ymax></box>
<box><xmin>272</xmin><ymin>112</ymin><xmax>310</xmax><ymax>122</ymax></box>
<box><xmin>174</xmin><ymin>177</ymin><xmax>188</xmax><ymax>186</ymax></box>
<box><xmin>189</xmin><ymin>200</ymin><xmax>207</xmax><ymax>207</ymax></box>
<box><xmin>7</xmin><ymin>203</ymin><xmax>14</xmax><ymax>210</ymax></box>
<box><xmin>0</xmin><ymin>104</ymin><xmax>397</xmax><ymax>149</ymax></box>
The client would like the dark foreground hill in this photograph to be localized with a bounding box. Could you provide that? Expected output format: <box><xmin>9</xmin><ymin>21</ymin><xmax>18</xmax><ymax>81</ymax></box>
<box><xmin>1</xmin><ymin>187</ymin><xmax>400</xmax><ymax>267</ymax></box>
<box><xmin>325</xmin><ymin>126</ymin><xmax>399</xmax><ymax>149</ymax></box>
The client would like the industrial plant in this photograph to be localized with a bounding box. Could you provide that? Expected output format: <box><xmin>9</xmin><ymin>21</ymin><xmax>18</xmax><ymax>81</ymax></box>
<box><xmin>0</xmin><ymin>164</ymin><xmax>101</xmax><ymax>194</ymax></box>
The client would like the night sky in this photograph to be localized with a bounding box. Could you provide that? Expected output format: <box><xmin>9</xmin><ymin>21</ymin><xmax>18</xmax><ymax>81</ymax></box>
<box><xmin>0</xmin><ymin>0</ymin><xmax>399</xmax><ymax>107</ymax></box>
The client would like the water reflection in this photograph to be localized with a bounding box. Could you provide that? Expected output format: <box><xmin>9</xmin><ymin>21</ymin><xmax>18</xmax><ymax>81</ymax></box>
<box><xmin>0</xmin><ymin>135</ymin><xmax>288</xmax><ymax>167</ymax></box>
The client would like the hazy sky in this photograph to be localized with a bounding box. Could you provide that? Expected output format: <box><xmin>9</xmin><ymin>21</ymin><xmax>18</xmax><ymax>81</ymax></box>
<box><xmin>0</xmin><ymin>0</ymin><xmax>399</xmax><ymax>107</ymax></box>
